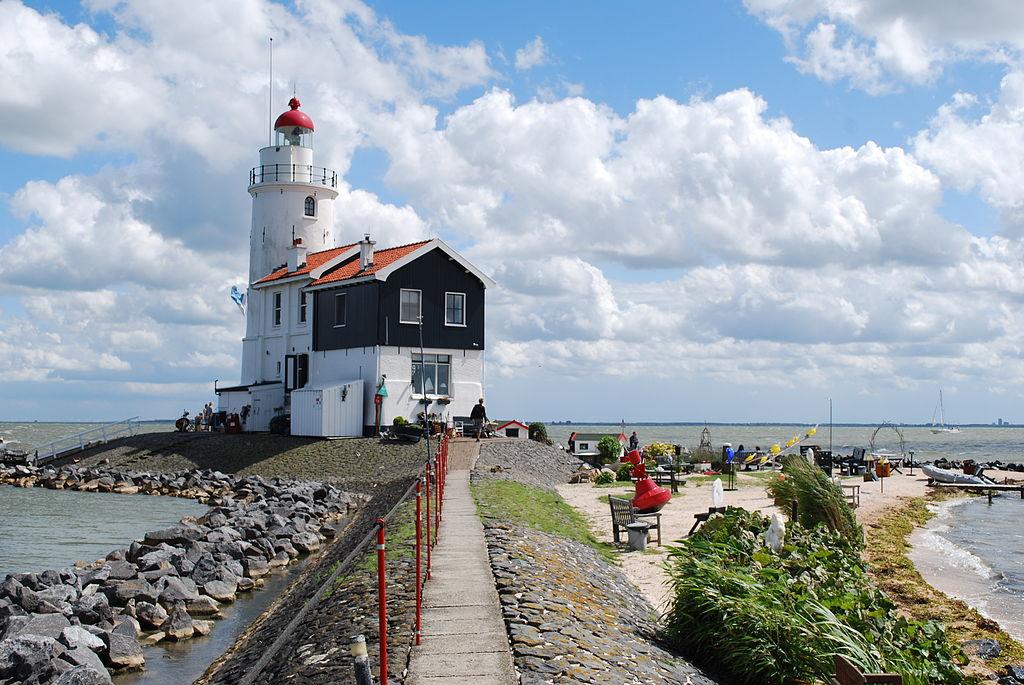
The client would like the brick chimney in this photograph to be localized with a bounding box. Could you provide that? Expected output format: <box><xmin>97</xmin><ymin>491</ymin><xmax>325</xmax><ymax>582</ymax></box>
<box><xmin>287</xmin><ymin>237</ymin><xmax>308</xmax><ymax>272</ymax></box>
<box><xmin>358</xmin><ymin>234</ymin><xmax>376</xmax><ymax>271</ymax></box>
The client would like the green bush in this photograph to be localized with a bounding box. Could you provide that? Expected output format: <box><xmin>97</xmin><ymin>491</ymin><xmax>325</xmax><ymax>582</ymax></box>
<box><xmin>616</xmin><ymin>463</ymin><xmax>634</xmax><ymax>481</ymax></box>
<box><xmin>663</xmin><ymin>509</ymin><xmax>965</xmax><ymax>685</ymax></box>
<box><xmin>774</xmin><ymin>455</ymin><xmax>861</xmax><ymax>545</ymax></box>
<box><xmin>594</xmin><ymin>470</ymin><xmax>615</xmax><ymax>485</ymax></box>
<box><xmin>392</xmin><ymin>416</ymin><xmax>408</xmax><ymax>426</ymax></box>
<box><xmin>597</xmin><ymin>436</ymin><xmax>621</xmax><ymax>464</ymax></box>
<box><xmin>528</xmin><ymin>422</ymin><xmax>552</xmax><ymax>445</ymax></box>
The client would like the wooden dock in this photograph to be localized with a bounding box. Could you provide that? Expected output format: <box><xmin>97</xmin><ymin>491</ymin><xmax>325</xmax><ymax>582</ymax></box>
<box><xmin>926</xmin><ymin>481</ymin><xmax>1024</xmax><ymax>503</ymax></box>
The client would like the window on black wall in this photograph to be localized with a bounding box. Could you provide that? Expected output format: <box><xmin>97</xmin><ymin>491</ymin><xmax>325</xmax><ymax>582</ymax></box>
<box><xmin>445</xmin><ymin>292</ymin><xmax>465</xmax><ymax>326</ymax></box>
<box><xmin>304</xmin><ymin>196</ymin><xmax>316</xmax><ymax>217</ymax></box>
<box><xmin>299</xmin><ymin>291</ymin><xmax>308</xmax><ymax>323</ymax></box>
<box><xmin>273</xmin><ymin>292</ymin><xmax>282</xmax><ymax>326</ymax></box>
<box><xmin>334</xmin><ymin>292</ymin><xmax>347</xmax><ymax>327</ymax></box>
<box><xmin>411</xmin><ymin>353</ymin><xmax>451</xmax><ymax>395</ymax></box>
<box><xmin>400</xmin><ymin>289</ymin><xmax>421</xmax><ymax>324</ymax></box>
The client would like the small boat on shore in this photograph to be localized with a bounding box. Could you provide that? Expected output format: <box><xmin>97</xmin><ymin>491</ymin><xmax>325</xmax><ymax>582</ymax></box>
<box><xmin>921</xmin><ymin>464</ymin><xmax>991</xmax><ymax>485</ymax></box>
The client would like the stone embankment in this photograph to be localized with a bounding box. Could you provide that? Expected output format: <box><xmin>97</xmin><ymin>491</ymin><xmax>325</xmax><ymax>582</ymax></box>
<box><xmin>473</xmin><ymin>441</ymin><xmax>720</xmax><ymax>685</ymax></box>
<box><xmin>485</xmin><ymin>523</ymin><xmax>717</xmax><ymax>685</ymax></box>
<box><xmin>62</xmin><ymin>431</ymin><xmax>424</xmax><ymax>492</ymax></box>
<box><xmin>0</xmin><ymin>463</ymin><xmax>362</xmax><ymax>685</ymax></box>
<box><xmin>474</xmin><ymin>440</ymin><xmax>585</xmax><ymax>491</ymax></box>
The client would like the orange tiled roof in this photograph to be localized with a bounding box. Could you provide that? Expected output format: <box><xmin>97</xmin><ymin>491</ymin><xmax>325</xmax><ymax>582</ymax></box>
<box><xmin>309</xmin><ymin>240</ymin><xmax>431</xmax><ymax>286</ymax></box>
<box><xmin>255</xmin><ymin>243</ymin><xmax>357</xmax><ymax>284</ymax></box>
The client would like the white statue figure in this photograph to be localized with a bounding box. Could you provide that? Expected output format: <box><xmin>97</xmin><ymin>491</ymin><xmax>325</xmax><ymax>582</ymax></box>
<box><xmin>766</xmin><ymin>512</ymin><xmax>786</xmax><ymax>552</ymax></box>
<box><xmin>712</xmin><ymin>478</ymin><xmax>725</xmax><ymax>509</ymax></box>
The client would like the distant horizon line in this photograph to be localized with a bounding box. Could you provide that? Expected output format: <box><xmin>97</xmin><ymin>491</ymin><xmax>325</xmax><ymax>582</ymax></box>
<box><xmin>1</xmin><ymin>418</ymin><xmax>1018</xmax><ymax>429</ymax></box>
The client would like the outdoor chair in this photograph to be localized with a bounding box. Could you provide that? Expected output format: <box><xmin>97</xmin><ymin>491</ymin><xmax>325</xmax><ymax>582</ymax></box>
<box><xmin>831</xmin><ymin>655</ymin><xmax>901</xmax><ymax>684</ymax></box>
<box><xmin>843</xmin><ymin>447</ymin><xmax>867</xmax><ymax>476</ymax></box>
<box><xmin>609</xmin><ymin>496</ymin><xmax>662</xmax><ymax>546</ymax></box>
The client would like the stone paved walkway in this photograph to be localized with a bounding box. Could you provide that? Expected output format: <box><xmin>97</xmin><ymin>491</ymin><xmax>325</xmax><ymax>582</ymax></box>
<box><xmin>406</xmin><ymin>441</ymin><xmax>516</xmax><ymax>685</ymax></box>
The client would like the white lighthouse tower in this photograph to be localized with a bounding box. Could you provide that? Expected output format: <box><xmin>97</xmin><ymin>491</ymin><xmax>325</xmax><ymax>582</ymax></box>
<box><xmin>239</xmin><ymin>98</ymin><xmax>338</xmax><ymax>391</ymax></box>
<box><xmin>248</xmin><ymin>97</ymin><xmax>338</xmax><ymax>282</ymax></box>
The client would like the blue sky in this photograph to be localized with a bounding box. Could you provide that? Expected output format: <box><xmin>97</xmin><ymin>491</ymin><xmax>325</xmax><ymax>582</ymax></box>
<box><xmin>2</xmin><ymin>0</ymin><xmax>1024</xmax><ymax>423</ymax></box>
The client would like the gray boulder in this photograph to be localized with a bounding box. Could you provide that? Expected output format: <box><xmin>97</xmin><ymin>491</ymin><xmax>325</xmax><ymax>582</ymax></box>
<box><xmin>60</xmin><ymin>647</ymin><xmax>112</xmax><ymax>684</ymax></box>
<box><xmin>202</xmin><ymin>580</ymin><xmax>237</xmax><ymax>603</ymax></box>
<box><xmin>104</xmin><ymin>561</ymin><xmax>136</xmax><ymax>581</ymax></box>
<box><xmin>56</xmin><ymin>664</ymin><xmax>114</xmax><ymax>685</ymax></box>
<box><xmin>0</xmin><ymin>634</ymin><xmax>65</xmax><ymax>679</ymax></box>
<box><xmin>134</xmin><ymin>602</ymin><xmax>168</xmax><ymax>629</ymax></box>
<box><xmin>162</xmin><ymin>604</ymin><xmax>194</xmax><ymax>641</ymax></box>
<box><xmin>3</xmin><ymin>612</ymin><xmax>70</xmax><ymax>640</ymax></box>
<box><xmin>158</xmin><ymin>576</ymin><xmax>200</xmax><ymax>606</ymax></box>
<box><xmin>101</xmin><ymin>631</ymin><xmax>144</xmax><ymax>670</ymax></box>
<box><xmin>71</xmin><ymin>594</ymin><xmax>112</xmax><ymax>625</ymax></box>
<box><xmin>144</xmin><ymin>525</ymin><xmax>203</xmax><ymax>546</ymax></box>
<box><xmin>291</xmin><ymin>532</ymin><xmax>321</xmax><ymax>553</ymax></box>
<box><xmin>60</xmin><ymin>626</ymin><xmax>105</xmax><ymax>653</ymax></box>
<box><xmin>107</xmin><ymin>580</ymin><xmax>157</xmax><ymax>606</ymax></box>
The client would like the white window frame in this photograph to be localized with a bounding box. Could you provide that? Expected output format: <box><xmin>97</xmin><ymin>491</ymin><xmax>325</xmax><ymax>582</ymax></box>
<box><xmin>444</xmin><ymin>291</ymin><xmax>466</xmax><ymax>327</ymax></box>
<box><xmin>298</xmin><ymin>291</ymin><xmax>308</xmax><ymax>324</ymax></box>
<box><xmin>304</xmin><ymin>196</ymin><xmax>316</xmax><ymax>217</ymax></box>
<box><xmin>579</xmin><ymin>442</ymin><xmax>589</xmax><ymax>451</ymax></box>
<box><xmin>272</xmin><ymin>291</ymin><xmax>282</xmax><ymax>327</ymax></box>
<box><xmin>333</xmin><ymin>292</ymin><xmax>347</xmax><ymax>328</ymax></box>
<box><xmin>411</xmin><ymin>352</ymin><xmax>452</xmax><ymax>397</ymax></box>
<box><xmin>399</xmin><ymin>288</ymin><xmax>422</xmax><ymax>324</ymax></box>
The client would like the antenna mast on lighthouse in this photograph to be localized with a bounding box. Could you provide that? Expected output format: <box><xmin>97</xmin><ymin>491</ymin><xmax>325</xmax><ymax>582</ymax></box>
<box><xmin>268</xmin><ymin>37</ymin><xmax>274</xmax><ymax>146</ymax></box>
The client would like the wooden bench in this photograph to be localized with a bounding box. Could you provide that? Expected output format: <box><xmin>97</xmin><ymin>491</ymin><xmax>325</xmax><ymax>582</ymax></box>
<box><xmin>688</xmin><ymin>506</ymin><xmax>727</xmax><ymax>536</ymax></box>
<box><xmin>831</xmin><ymin>655</ymin><xmax>901</xmax><ymax>684</ymax></box>
<box><xmin>609</xmin><ymin>496</ymin><xmax>662</xmax><ymax>546</ymax></box>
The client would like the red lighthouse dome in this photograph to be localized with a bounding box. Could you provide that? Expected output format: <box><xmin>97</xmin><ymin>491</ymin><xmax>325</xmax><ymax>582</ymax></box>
<box><xmin>274</xmin><ymin>97</ymin><xmax>314</xmax><ymax>133</ymax></box>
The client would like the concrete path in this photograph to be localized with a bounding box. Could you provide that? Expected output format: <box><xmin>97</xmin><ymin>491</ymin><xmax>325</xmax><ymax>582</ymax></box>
<box><xmin>406</xmin><ymin>441</ymin><xmax>516</xmax><ymax>685</ymax></box>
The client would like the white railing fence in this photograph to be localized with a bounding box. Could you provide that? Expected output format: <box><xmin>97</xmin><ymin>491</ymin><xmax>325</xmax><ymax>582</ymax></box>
<box><xmin>32</xmin><ymin>417</ymin><xmax>141</xmax><ymax>465</ymax></box>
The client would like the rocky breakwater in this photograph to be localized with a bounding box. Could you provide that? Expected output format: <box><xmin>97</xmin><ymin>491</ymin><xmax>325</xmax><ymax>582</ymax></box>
<box><xmin>0</xmin><ymin>463</ymin><xmax>364</xmax><ymax>685</ymax></box>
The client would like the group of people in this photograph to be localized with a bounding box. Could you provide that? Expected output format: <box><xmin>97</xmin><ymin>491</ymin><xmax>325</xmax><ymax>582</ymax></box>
<box><xmin>192</xmin><ymin>403</ymin><xmax>216</xmax><ymax>432</ymax></box>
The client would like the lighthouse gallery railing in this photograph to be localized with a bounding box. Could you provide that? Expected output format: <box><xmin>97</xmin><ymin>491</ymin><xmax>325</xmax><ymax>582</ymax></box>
<box><xmin>249</xmin><ymin>164</ymin><xmax>338</xmax><ymax>187</ymax></box>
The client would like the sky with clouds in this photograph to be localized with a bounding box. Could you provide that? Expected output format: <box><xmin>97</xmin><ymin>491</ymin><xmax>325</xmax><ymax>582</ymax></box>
<box><xmin>1</xmin><ymin>0</ymin><xmax>1023</xmax><ymax>424</ymax></box>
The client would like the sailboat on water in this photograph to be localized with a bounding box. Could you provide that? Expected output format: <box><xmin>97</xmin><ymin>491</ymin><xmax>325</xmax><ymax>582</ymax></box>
<box><xmin>930</xmin><ymin>390</ymin><xmax>962</xmax><ymax>434</ymax></box>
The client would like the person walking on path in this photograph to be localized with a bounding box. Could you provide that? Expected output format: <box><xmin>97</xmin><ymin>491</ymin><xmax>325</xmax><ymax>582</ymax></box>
<box><xmin>471</xmin><ymin>398</ymin><xmax>488</xmax><ymax>442</ymax></box>
<box><xmin>628</xmin><ymin>431</ymin><xmax>639</xmax><ymax>452</ymax></box>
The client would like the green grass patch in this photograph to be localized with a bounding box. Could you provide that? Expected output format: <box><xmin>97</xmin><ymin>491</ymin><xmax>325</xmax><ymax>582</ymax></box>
<box><xmin>472</xmin><ymin>479</ymin><xmax>617</xmax><ymax>563</ymax></box>
<box><xmin>323</xmin><ymin>499</ymin><xmax>419</xmax><ymax>598</ymax></box>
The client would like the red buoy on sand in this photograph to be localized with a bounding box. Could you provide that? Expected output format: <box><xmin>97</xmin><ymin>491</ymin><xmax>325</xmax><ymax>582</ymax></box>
<box><xmin>621</xmin><ymin>449</ymin><xmax>672</xmax><ymax>513</ymax></box>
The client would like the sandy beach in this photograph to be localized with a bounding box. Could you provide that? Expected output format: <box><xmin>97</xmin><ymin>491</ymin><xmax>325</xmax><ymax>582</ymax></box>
<box><xmin>558</xmin><ymin>467</ymin><xmax>1019</xmax><ymax>613</ymax></box>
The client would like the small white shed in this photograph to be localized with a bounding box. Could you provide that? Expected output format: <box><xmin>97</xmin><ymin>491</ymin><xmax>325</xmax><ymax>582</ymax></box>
<box><xmin>495</xmin><ymin>420</ymin><xmax>530</xmax><ymax>439</ymax></box>
<box><xmin>291</xmin><ymin>380</ymin><xmax>365</xmax><ymax>437</ymax></box>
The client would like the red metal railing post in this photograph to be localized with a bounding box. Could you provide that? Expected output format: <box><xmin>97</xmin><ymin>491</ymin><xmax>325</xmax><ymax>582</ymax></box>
<box><xmin>433</xmin><ymin>457</ymin><xmax>440</xmax><ymax>547</ymax></box>
<box><xmin>425</xmin><ymin>463</ymin><xmax>432</xmax><ymax>579</ymax></box>
<box><xmin>415</xmin><ymin>478</ymin><xmax>422</xmax><ymax>645</ymax></box>
<box><xmin>375</xmin><ymin>518</ymin><xmax>388</xmax><ymax>685</ymax></box>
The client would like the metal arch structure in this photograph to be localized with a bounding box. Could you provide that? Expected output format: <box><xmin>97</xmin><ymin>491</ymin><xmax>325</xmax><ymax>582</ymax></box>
<box><xmin>869</xmin><ymin>421</ymin><xmax>906</xmax><ymax>456</ymax></box>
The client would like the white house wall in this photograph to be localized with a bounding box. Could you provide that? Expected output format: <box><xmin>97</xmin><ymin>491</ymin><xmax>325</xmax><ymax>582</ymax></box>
<box><xmin>242</xmin><ymin>281</ymin><xmax>314</xmax><ymax>386</ymax></box>
<box><xmin>378</xmin><ymin>346</ymin><xmax>483</xmax><ymax>425</ymax></box>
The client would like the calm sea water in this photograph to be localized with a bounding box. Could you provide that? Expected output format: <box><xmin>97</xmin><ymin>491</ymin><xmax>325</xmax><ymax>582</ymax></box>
<box><xmin>0</xmin><ymin>486</ymin><xmax>208</xmax><ymax>577</ymax></box>
<box><xmin>545</xmin><ymin>423</ymin><xmax>1024</xmax><ymax>462</ymax></box>
<box><xmin>910</xmin><ymin>497</ymin><xmax>1024</xmax><ymax>642</ymax></box>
